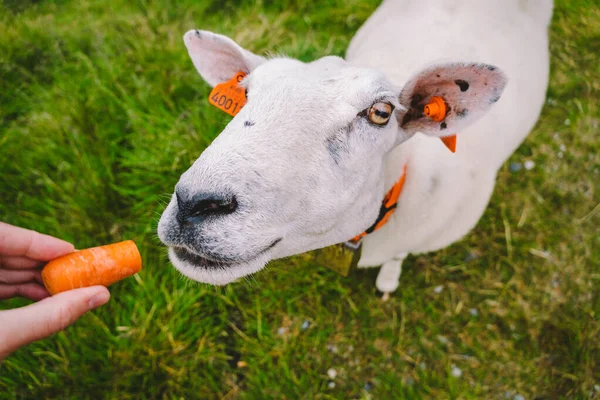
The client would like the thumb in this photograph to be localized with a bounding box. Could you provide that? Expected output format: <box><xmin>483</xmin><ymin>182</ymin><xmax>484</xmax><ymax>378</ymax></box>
<box><xmin>0</xmin><ymin>286</ymin><xmax>110</xmax><ymax>359</ymax></box>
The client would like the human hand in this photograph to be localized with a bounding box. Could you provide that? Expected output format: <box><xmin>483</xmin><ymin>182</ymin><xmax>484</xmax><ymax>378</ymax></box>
<box><xmin>0</xmin><ymin>222</ymin><xmax>110</xmax><ymax>361</ymax></box>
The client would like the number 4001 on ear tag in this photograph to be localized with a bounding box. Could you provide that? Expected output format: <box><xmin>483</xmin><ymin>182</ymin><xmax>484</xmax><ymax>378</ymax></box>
<box><xmin>209</xmin><ymin>71</ymin><xmax>247</xmax><ymax>117</ymax></box>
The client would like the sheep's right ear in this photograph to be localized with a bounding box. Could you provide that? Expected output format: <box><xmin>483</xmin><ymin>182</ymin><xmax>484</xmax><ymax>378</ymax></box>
<box><xmin>183</xmin><ymin>30</ymin><xmax>266</xmax><ymax>87</ymax></box>
<box><xmin>395</xmin><ymin>62</ymin><xmax>507</xmax><ymax>141</ymax></box>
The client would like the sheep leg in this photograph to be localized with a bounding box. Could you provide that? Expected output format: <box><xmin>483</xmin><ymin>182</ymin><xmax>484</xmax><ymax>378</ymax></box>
<box><xmin>376</xmin><ymin>252</ymin><xmax>407</xmax><ymax>301</ymax></box>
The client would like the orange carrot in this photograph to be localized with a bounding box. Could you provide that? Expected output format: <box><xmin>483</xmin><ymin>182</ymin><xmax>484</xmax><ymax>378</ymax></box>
<box><xmin>42</xmin><ymin>240</ymin><xmax>142</xmax><ymax>295</ymax></box>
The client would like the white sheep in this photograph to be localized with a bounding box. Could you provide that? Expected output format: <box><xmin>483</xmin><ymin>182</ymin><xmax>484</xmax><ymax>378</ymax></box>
<box><xmin>158</xmin><ymin>0</ymin><xmax>553</xmax><ymax>298</ymax></box>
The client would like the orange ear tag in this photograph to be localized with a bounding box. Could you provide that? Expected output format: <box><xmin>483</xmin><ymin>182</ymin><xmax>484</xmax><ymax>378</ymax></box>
<box><xmin>424</xmin><ymin>96</ymin><xmax>457</xmax><ymax>153</ymax></box>
<box><xmin>424</xmin><ymin>96</ymin><xmax>447</xmax><ymax>122</ymax></box>
<box><xmin>440</xmin><ymin>134</ymin><xmax>457</xmax><ymax>153</ymax></box>
<box><xmin>208</xmin><ymin>71</ymin><xmax>247</xmax><ymax>116</ymax></box>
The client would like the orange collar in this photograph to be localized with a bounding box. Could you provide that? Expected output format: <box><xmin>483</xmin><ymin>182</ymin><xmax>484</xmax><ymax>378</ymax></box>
<box><xmin>346</xmin><ymin>164</ymin><xmax>407</xmax><ymax>248</ymax></box>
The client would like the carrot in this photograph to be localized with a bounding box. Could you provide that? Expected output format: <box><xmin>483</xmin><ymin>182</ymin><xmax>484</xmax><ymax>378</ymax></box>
<box><xmin>41</xmin><ymin>240</ymin><xmax>142</xmax><ymax>295</ymax></box>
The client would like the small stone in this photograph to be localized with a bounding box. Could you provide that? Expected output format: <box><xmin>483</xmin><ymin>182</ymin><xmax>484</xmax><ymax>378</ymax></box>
<box><xmin>301</xmin><ymin>320</ymin><xmax>310</xmax><ymax>331</ymax></box>
<box><xmin>327</xmin><ymin>381</ymin><xmax>336</xmax><ymax>389</ymax></box>
<box><xmin>434</xmin><ymin>285</ymin><xmax>443</xmax><ymax>294</ymax></box>
<box><xmin>464</xmin><ymin>252</ymin><xmax>478</xmax><ymax>262</ymax></box>
<box><xmin>327</xmin><ymin>344</ymin><xmax>339</xmax><ymax>354</ymax></box>
<box><xmin>451</xmin><ymin>365</ymin><xmax>462</xmax><ymax>378</ymax></box>
<box><xmin>469</xmin><ymin>308</ymin><xmax>479</xmax><ymax>316</ymax></box>
<box><xmin>327</xmin><ymin>368</ymin><xmax>337</xmax><ymax>379</ymax></box>
<box><xmin>559</xmin><ymin>144</ymin><xmax>567</xmax><ymax>151</ymax></box>
<box><xmin>524</xmin><ymin>160</ymin><xmax>535</xmax><ymax>170</ymax></box>
<box><xmin>437</xmin><ymin>335</ymin><xmax>449</xmax><ymax>345</ymax></box>
<box><xmin>277</xmin><ymin>327</ymin><xmax>288</xmax><ymax>336</ymax></box>
<box><xmin>509</xmin><ymin>162</ymin><xmax>522</xmax><ymax>172</ymax></box>
<box><xmin>513</xmin><ymin>394</ymin><xmax>525</xmax><ymax>400</ymax></box>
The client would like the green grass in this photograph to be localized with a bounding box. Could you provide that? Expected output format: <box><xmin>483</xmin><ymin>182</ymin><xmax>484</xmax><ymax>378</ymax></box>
<box><xmin>0</xmin><ymin>0</ymin><xmax>598</xmax><ymax>398</ymax></box>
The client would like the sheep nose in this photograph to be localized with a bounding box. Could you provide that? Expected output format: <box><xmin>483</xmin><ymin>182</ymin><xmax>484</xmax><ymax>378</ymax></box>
<box><xmin>175</xmin><ymin>190</ymin><xmax>238</xmax><ymax>225</ymax></box>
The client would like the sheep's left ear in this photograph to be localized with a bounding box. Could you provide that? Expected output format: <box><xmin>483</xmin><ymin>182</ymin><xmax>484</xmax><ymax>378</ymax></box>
<box><xmin>183</xmin><ymin>30</ymin><xmax>266</xmax><ymax>87</ymax></box>
<box><xmin>396</xmin><ymin>62</ymin><xmax>507</xmax><ymax>145</ymax></box>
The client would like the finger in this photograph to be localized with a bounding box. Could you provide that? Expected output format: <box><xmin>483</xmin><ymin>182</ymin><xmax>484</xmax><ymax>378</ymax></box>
<box><xmin>0</xmin><ymin>282</ymin><xmax>50</xmax><ymax>301</ymax></box>
<box><xmin>0</xmin><ymin>286</ymin><xmax>110</xmax><ymax>360</ymax></box>
<box><xmin>0</xmin><ymin>255</ymin><xmax>42</xmax><ymax>269</ymax></box>
<box><xmin>0</xmin><ymin>269</ymin><xmax>41</xmax><ymax>285</ymax></box>
<box><xmin>0</xmin><ymin>222</ymin><xmax>75</xmax><ymax>261</ymax></box>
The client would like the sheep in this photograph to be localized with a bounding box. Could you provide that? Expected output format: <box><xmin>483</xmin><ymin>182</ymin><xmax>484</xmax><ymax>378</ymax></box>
<box><xmin>158</xmin><ymin>0</ymin><xmax>553</xmax><ymax>298</ymax></box>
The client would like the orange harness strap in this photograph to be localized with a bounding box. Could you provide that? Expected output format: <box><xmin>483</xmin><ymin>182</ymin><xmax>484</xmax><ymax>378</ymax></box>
<box><xmin>346</xmin><ymin>164</ymin><xmax>407</xmax><ymax>247</ymax></box>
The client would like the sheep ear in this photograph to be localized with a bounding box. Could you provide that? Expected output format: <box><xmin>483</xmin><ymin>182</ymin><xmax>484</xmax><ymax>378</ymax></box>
<box><xmin>183</xmin><ymin>30</ymin><xmax>266</xmax><ymax>87</ymax></box>
<box><xmin>396</xmin><ymin>62</ymin><xmax>507</xmax><ymax>140</ymax></box>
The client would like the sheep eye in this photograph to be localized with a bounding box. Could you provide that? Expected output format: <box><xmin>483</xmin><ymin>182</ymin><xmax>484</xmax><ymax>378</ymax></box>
<box><xmin>367</xmin><ymin>102</ymin><xmax>394</xmax><ymax>125</ymax></box>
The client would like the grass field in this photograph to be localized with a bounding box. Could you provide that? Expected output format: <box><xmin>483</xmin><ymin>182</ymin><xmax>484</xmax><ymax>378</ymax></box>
<box><xmin>0</xmin><ymin>0</ymin><xmax>598</xmax><ymax>398</ymax></box>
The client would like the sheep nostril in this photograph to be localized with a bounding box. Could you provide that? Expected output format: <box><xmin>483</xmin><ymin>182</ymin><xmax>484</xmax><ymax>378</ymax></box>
<box><xmin>176</xmin><ymin>191</ymin><xmax>238</xmax><ymax>225</ymax></box>
<box><xmin>190</xmin><ymin>196</ymin><xmax>237</xmax><ymax>217</ymax></box>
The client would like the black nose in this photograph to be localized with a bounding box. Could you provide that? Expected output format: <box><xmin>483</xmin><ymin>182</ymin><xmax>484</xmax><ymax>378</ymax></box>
<box><xmin>176</xmin><ymin>191</ymin><xmax>238</xmax><ymax>225</ymax></box>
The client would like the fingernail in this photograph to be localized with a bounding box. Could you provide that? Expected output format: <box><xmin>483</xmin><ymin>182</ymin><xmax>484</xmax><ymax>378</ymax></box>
<box><xmin>88</xmin><ymin>290</ymin><xmax>110</xmax><ymax>309</ymax></box>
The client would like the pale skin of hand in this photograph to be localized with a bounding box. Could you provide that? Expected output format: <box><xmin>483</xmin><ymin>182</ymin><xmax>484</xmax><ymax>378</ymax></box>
<box><xmin>0</xmin><ymin>222</ymin><xmax>110</xmax><ymax>361</ymax></box>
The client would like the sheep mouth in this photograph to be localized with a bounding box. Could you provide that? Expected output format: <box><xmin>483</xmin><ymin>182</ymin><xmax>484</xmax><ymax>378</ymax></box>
<box><xmin>171</xmin><ymin>238</ymin><xmax>282</xmax><ymax>270</ymax></box>
<box><xmin>172</xmin><ymin>247</ymin><xmax>234</xmax><ymax>269</ymax></box>
<box><xmin>167</xmin><ymin>239</ymin><xmax>282</xmax><ymax>286</ymax></box>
